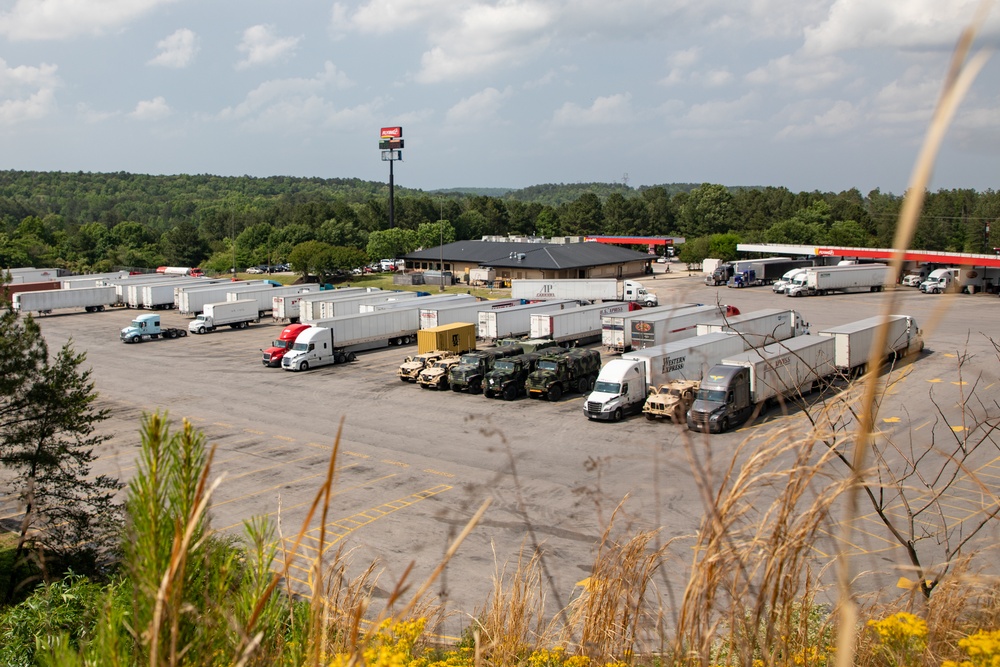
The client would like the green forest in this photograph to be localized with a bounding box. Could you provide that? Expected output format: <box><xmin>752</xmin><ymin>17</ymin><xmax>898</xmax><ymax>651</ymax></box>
<box><xmin>1</xmin><ymin>170</ymin><xmax>999</xmax><ymax>277</ymax></box>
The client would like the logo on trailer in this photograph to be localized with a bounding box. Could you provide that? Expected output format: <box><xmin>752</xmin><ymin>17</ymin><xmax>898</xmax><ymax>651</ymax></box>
<box><xmin>634</xmin><ymin>321</ymin><xmax>652</xmax><ymax>333</ymax></box>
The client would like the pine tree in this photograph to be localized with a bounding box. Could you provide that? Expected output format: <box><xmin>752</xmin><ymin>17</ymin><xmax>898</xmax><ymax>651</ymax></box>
<box><xmin>0</xmin><ymin>293</ymin><xmax>121</xmax><ymax>599</ymax></box>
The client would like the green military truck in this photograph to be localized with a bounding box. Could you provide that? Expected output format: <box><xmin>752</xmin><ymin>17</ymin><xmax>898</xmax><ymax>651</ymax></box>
<box><xmin>525</xmin><ymin>348</ymin><xmax>602</xmax><ymax>401</ymax></box>
<box><xmin>483</xmin><ymin>349</ymin><xmax>567</xmax><ymax>401</ymax></box>
<box><xmin>448</xmin><ymin>346</ymin><xmax>523</xmax><ymax>394</ymax></box>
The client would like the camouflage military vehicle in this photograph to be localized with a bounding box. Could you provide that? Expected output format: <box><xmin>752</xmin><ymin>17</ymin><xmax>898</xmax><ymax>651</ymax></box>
<box><xmin>524</xmin><ymin>348</ymin><xmax>602</xmax><ymax>402</ymax></box>
<box><xmin>642</xmin><ymin>379</ymin><xmax>700</xmax><ymax>422</ymax></box>
<box><xmin>397</xmin><ymin>350</ymin><xmax>453</xmax><ymax>382</ymax></box>
<box><xmin>483</xmin><ymin>350</ymin><xmax>565</xmax><ymax>400</ymax></box>
<box><xmin>448</xmin><ymin>346</ymin><xmax>523</xmax><ymax>394</ymax></box>
<box><xmin>417</xmin><ymin>357</ymin><xmax>462</xmax><ymax>390</ymax></box>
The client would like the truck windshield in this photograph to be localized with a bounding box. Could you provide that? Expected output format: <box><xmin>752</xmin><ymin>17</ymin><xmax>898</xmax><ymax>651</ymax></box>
<box><xmin>493</xmin><ymin>360</ymin><xmax>515</xmax><ymax>371</ymax></box>
<box><xmin>460</xmin><ymin>354</ymin><xmax>481</xmax><ymax>365</ymax></box>
<box><xmin>594</xmin><ymin>381</ymin><xmax>620</xmax><ymax>393</ymax></box>
<box><xmin>272</xmin><ymin>340</ymin><xmax>292</xmax><ymax>349</ymax></box>
<box><xmin>696</xmin><ymin>388</ymin><xmax>727</xmax><ymax>402</ymax></box>
<box><xmin>291</xmin><ymin>342</ymin><xmax>309</xmax><ymax>352</ymax></box>
<box><xmin>537</xmin><ymin>360</ymin><xmax>559</xmax><ymax>371</ymax></box>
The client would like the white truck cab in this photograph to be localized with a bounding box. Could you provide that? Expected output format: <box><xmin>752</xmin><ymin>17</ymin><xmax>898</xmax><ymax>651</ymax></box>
<box><xmin>281</xmin><ymin>326</ymin><xmax>336</xmax><ymax>371</ymax></box>
<box><xmin>582</xmin><ymin>359</ymin><xmax>647</xmax><ymax>422</ymax></box>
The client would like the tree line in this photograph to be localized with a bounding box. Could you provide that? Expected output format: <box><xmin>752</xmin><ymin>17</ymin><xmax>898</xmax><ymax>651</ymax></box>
<box><xmin>1</xmin><ymin>170</ymin><xmax>999</xmax><ymax>276</ymax></box>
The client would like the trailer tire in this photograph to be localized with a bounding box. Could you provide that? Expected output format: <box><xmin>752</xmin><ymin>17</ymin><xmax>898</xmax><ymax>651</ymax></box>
<box><xmin>547</xmin><ymin>384</ymin><xmax>562</xmax><ymax>402</ymax></box>
<box><xmin>347</xmin><ymin>352</ymin><xmax>357</xmax><ymax>362</ymax></box>
<box><xmin>131</xmin><ymin>335</ymin><xmax>140</xmax><ymax>344</ymax></box>
<box><xmin>179</xmin><ymin>330</ymin><xmax>187</xmax><ymax>337</ymax></box>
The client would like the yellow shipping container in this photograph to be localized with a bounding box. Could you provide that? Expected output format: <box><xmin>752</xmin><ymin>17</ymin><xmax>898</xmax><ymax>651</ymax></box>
<box><xmin>418</xmin><ymin>322</ymin><xmax>476</xmax><ymax>355</ymax></box>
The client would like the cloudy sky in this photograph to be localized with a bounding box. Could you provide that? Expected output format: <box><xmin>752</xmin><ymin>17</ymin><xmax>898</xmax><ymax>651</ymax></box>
<box><xmin>0</xmin><ymin>0</ymin><xmax>998</xmax><ymax>195</ymax></box>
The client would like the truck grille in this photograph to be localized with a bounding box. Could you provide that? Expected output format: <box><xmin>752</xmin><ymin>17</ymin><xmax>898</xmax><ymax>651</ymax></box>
<box><xmin>585</xmin><ymin>401</ymin><xmax>601</xmax><ymax>413</ymax></box>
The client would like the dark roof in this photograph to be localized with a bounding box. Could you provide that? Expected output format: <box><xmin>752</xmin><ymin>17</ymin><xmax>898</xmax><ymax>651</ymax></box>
<box><xmin>403</xmin><ymin>241</ymin><xmax>652</xmax><ymax>270</ymax></box>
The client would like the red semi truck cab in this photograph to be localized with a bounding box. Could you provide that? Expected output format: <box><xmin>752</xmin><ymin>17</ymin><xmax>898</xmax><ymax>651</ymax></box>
<box><xmin>262</xmin><ymin>323</ymin><xmax>310</xmax><ymax>367</ymax></box>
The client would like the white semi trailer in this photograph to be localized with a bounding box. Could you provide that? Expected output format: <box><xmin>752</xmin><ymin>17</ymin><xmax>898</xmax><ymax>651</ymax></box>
<box><xmin>817</xmin><ymin>315</ymin><xmax>923</xmax><ymax>374</ymax></box>
<box><xmin>13</xmin><ymin>286</ymin><xmax>117</xmax><ymax>314</ymax></box>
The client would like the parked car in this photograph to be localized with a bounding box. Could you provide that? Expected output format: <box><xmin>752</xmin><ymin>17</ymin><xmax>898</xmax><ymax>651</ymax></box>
<box><xmin>246</xmin><ymin>266</ymin><xmax>264</xmax><ymax>274</ymax></box>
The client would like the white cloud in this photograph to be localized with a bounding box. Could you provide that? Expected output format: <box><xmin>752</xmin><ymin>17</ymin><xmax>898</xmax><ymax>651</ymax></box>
<box><xmin>149</xmin><ymin>28</ymin><xmax>198</xmax><ymax>68</ymax></box>
<box><xmin>417</xmin><ymin>2</ymin><xmax>554</xmax><ymax>83</ymax></box>
<box><xmin>445</xmin><ymin>87</ymin><xmax>512</xmax><ymax>124</ymax></box>
<box><xmin>745</xmin><ymin>54</ymin><xmax>852</xmax><ymax>93</ymax></box>
<box><xmin>803</xmin><ymin>0</ymin><xmax>1000</xmax><ymax>55</ymax></box>
<box><xmin>130</xmin><ymin>96</ymin><xmax>171</xmax><ymax>121</ymax></box>
<box><xmin>347</xmin><ymin>0</ymin><xmax>469</xmax><ymax>34</ymax></box>
<box><xmin>236</xmin><ymin>24</ymin><xmax>301</xmax><ymax>70</ymax></box>
<box><xmin>552</xmin><ymin>93</ymin><xmax>632</xmax><ymax>127</ymax></box>
<box><xmin>0</xmin><ymin>0</ymin><xmax>176</xmax><ymax>40</ymax></box>
<box><xmin>217</xmin><ymin>62</ymin><xmax>359</xmax><ymax>132</ymax></box>
<box><xmin>0</xmin><ymin>58</ymin><xmax>59</xmax><ymax>124</ymax></box>
<box><xmin>777</xmin><ymin>99</ymin><xmax>862</xmax><ymax>138</ymax></box>
<box><xmin>703</xmin><ymin>69</ymin><xmax>734</xmax><ymax>87</ymax></box>
<box><xmin>680</xmin><ymin>93</ymin><xmax>759</xmax><ymax>127</ymax></box>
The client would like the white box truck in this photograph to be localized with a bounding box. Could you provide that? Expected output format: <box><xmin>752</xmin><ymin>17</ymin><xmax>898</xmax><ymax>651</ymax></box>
<box><xmin>12</xmin><ymin>286</ymin><xmax>117</xmax><ymax>314</ymax></box>
<box><xmin>695</xmin><ymin>308</ymin><xmax>810</xmax><ymax>348</ymax></box>
<box><xmin>583</xmin><ymin>332</ymin><xmax>747</xmax><ymax>422</ymax></box>
<box><xmin>687</xmin><ymin>336</ymin><xmax>837</xmax><ymax>433</ymax></box>
<box><xmin>601</xmin><ymin>303</ymin><xmax>702</xmax><ymax>353</ymax></box>
<box><xmin>511</xmin><ymin>279</ymin><xmax>658</xmax><ymax>306</ymax></box>
<box><xmin>188</xmin><ymin>299</ymin><xmax>259</xmax><ymax>334</ymax></box>
<box><xmin>530</xmin><ymin>301</ymin><xmax>631</xmax><ymax>346</ymax></box>
<box><xmin>478</xmin><ymin>300</ymin><xmax>579</xmax><ymax>340</ymax></box>
<box><xmin>226</xmin><ymin>284</ymin><xmax>318</xmax><ymax>317</ymax></box>
<box><xmin>817</xmin><ymin>315</ymin><xmax>923</xmax><ymax>374</ymax></box>
<box><xmin>786</xmin><ymin>264</ymin><xmax>890</xmax><ymax>297</ymax></box>
<box><xmin>281</xmin><ymin>309</ymin><xmax>421</xmax><ymax>371</ymax></box>
<box><xmin>419</xmin><ymin>299</ymin><xmax>520</xmax><ymax>333</ymax></box>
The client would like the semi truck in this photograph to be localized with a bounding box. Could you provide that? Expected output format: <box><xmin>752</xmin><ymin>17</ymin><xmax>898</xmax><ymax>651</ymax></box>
<box><xmin>120</xmin><ymin>313</ymin><xmax>188</xmax><ymax>343</ymax></box>
<box><xmin>282</xmin><ymin>309</ymin><xmax>421</xmax><ymax>371</ymax></box>
<box><xmin>785</xmin><ymin>264</ymin><xmax>890</xmax><ymax>297</ymax></box>
<box><xmin>510</xmin><ymin>279</ymin><xmax>659</xmax><ymax>306</ymax></box>
<box><xmin>418</xmin><ymin>298</ymin><xmax>520</xmax><ymax>334</ymax></box>
<box><xmin>188</xmin><ymin>300</ymin><xmax>259</xmax><ymax>334</ymax></box>
<box><xmin>816</xmin><ymin>315</ymin><xmax>923</xmax><ymax>374</ymax></box>
<box><xmin>686</xmin><ymin>336</ymin><xmax>837</xmax><ymax>434</ymax></box>
<box><xmin>728</xmin><ymin>259</ymin><xmax>811</xmax><ymax>288</ymax></box>
<box><xmin>12</xmin><ymin>286</ymin><xmax>117</xmax><ymax>315</ymax></box>
<box><xmin>695</xmin><ymin>308</ymin><xmax>810</xmax><ymax>349</ymax></box>
<box><xmin>261</xmin><ymin>323</ymin><xmax>311</xmax><ymax>367</ymax></box>
<box><xmin>919</xmin><ymin>268</ymin><xmax>960</xmax><ymax>294</ymax></box>
<box><xmin>583</xmin><ymin>332</ymin><xmax>747</xmax><ymax>422</ymax></box>
<box><xmin>529</xmin><ymin>301</ymin><xmax>631</xmax><ymax>347</ymax></box>
<box><xmin>228</xmin><ymin>284</ymin><xmax>318</xmax><ymax>318</ymax></box>
<box><xmin>478</xmin><ymin>300</ymin><xmax>580</xmax><ymax>341</ymax></box>
<box><xmin>417</xmin><ymin>322</ymin><xmax>476</xmax><ymax>355</ymax></box>
<box><xmin>628</xmin><ymin>304</ymin><xmax>739</xmax><ymax>350</ymax></box>
<box><xmin>273</xmin><ymin>287</ymin><xmax>372</xmax><ymax>322</ymax></box>
<box><xmin>175</xmin><ymin>280</ymin><xmax>273</xmax><ymax>314</ymax></box>
<box><xmin>524</xmin><ymin>348</ymin><xmax>602</xmax><ymax>401</ymax></box>
<box><xmin>601</xmin><ymin>303</ymin><xmax>702</xmax><ymax>353</ymax></box>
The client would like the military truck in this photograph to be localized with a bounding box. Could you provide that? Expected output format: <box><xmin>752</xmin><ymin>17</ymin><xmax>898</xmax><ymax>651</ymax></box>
<box><xmin>483</xmin><ymin>350</ymin><xmax>566</xmax><ymax>400</ymax></box>
<box><xmin>642</xmin><ymin>379</ymin><xmax>700</xmax><ymax>422</ymax></box>
<box><xmin>448</xmin><ymin>346</ymin><xmax>523</xmax><ymax>394</ymax></box>
<box><xmin>417</xmin><ymin>357</ymin><xmax>462</xmax><ymax>390</ymax></box>
<box><xmin>525</xmin><ymin>348</ymin><xmax>602</xmax><ymax>401</ymax></box>
<box><xmin>495</xmin><ymin>338</ymin><xmax>560</xmax><ymax>353</ymax></box>
<box><xmin>398</xmin><ymin>350</ymin><xmax>453</xmax><ymax>382</ymax></box>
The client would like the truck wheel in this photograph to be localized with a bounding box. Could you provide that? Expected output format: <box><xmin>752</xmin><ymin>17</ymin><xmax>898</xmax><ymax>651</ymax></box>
<box><xmin>165</xmin><ymin>330</ymin><xmax>176</xmax><ymax>339</ymax></box>
<box><xmin>576</xmin><ymin>377</ymin><xmax>589</xmax><ymax>394</ymax></box>
<box><xmin>720</xmin><ymin>417</ymin><xmax>729</xmax><ymax>432</ymax></box>
<box><xmin>613</xmin><ymin>408</ymin><xmax>623</xmax><ymax>422</ymax></box>
<box><xmin>179</xmin><ymin>330</ymin><xmax>187</xmax><ymax>337</ymax></box>
<box><xmin>299</xmin><ymin>361</ymin><xmax>309</xmax><ymax>371</ymax></box>
<box><xmin>197</xmin><ymin>327</ymin><xmax>206</xmax><ymax>334</ymax></box>
<box><xmin>347</xmin><ymin>352</ymin><xmax>357</xmax><ymax>362</ymax></box>
<box><xmin>451</xmin><ymin>384</ymin><xmax>462</xmax><ymax>392</ymax></box>
<box><xmin>645</xmin><ymin>412</ymin><xmax>656</xmax><ymax>421</ymax></box>
<box><xmin>484</xmin><ymin>389</ymin><xmax>494</xmax><ymax>398</ymax></box>
<box><xmin>502</xmin><ymin>385</ymin><xmax>517</xmax><ymax>401</ymax></box>
<box><xmin>335</xmin><ymin>353</ymin><xmax>346</xmax><ymax>364</ymax></box>
<box><xmin>131</xmin><ymin>335</ymin><xmax>140</xmax><ymax>344</ymax></box>
<box><xmin>547</xmin><ymin>384</ymin><xmax>562</xmax><ymax>402</ymax></box>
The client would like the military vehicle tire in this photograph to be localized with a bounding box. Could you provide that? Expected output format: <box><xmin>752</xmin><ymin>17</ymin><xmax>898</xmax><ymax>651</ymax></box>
<box><xmin>645</xmin><ymin>412</ymin><xmax>656</xmax><ymax>421</ymax></box>
<box><xmin>451</xmin><ymin>384</ymin><xmax>462</xmax><ymax>392</ymax></box>
<box><xmin>547</xmin><ymin>384</ymin><xmax>562</xmax><ymax>402</ymax></box>
<box><xmin>502</xmin><ymin>385</ymin><xmax>517</xmax><ymax>401</ymax></box>
<box><xmin>576</xmin><ymin>377</ymin><xmax>589</xmax><ymax>393</ymax></box>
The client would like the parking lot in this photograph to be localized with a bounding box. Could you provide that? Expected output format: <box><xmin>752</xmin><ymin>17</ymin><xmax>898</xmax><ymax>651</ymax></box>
<box><xmin>13</xmin><ymin>267</ymin><xmax>1000</xmax><ymax>633</ymax></box>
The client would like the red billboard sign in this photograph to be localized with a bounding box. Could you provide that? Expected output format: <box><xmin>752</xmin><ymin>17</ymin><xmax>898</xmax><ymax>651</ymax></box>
<box><xmin>380</xmin><ymin>126</ymin><xmax>402</xmax><ymax>138</ymax></box>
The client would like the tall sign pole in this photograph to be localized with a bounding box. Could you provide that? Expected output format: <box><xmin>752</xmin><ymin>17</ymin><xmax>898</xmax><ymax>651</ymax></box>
<box><xmin>379</xmin><ymin>126</ymin><xmax>403</xmax><ymax>228</ymax></box>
